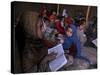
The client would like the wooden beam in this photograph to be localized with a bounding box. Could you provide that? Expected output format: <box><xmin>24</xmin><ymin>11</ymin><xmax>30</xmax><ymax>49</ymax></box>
<box><xmin>57</xmin><ymin>4</ymin><xmax>60</xmax><ymax>16</ymax></box>
<box><xmin>85</xmin><ymin>6</ymin><xmax>91</xmax><ymax>28</ymax></box>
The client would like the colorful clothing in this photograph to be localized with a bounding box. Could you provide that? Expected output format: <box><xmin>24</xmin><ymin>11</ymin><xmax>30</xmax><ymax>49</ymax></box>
<box><xmin>55</xmin><ymin>20</ymin><xmax>65</xmax><ymax>34</ymax></box>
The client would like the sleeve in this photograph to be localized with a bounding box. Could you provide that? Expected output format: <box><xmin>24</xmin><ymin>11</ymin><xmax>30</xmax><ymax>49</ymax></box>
<box><xmin>56</xmin><ymin>22</ymin><xmax>65</xmax><ymax>34</ymax></box>
<box><xmin>22</xmin><ymin>44</ymin><xmax>51</xmax><ymax>73</ymax></box>
<box><xmin>62</xmin><ymin>38</ymin><xmax>72</xmax><ymax>50</ymax></box>
<box><xmin>38</xmin><ymin>59</ymin><xmax>51</xmax><ymax>72</ymax></box>
<box><xmin>22</xmin><ymin>49</ymin><xmax>38</xmax><ymax>73</ymax></box>
<box><xmin>43</xmin><ymin>39</ymin><xmax>57</xmax><ymax>48</ymax></box>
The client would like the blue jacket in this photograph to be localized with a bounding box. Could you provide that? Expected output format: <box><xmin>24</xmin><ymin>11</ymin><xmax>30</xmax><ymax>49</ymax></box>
<box><xmin>63</xmin><ymin>24</ymin><xmax>81</xmax><ymax>57</ymax></box>
<box><xmin>63</xmin><ymin>36</ymin><xmax>81</xmax><ymax>57</ymax></box>
<box><xmin>70</xmin><ymin>24</ymin><xmax>77</xmax><ymax>37</ymax></box>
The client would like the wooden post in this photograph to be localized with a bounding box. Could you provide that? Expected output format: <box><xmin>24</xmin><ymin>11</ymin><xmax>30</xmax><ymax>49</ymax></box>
<box><xmin>85</xmin><ymin>6</ymin><xmax>91</xmax><ymax>28</ymax></box>
<box><xmin>57</xmin><ymin>4</ymin><xmax>59</xmax><ymax>16</ymax></box>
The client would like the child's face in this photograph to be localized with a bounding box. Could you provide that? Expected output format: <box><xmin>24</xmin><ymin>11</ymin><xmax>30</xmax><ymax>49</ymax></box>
<box><xmin>79</xmin><ymin>25</ymin><xmax>84</xmax><ymax>31</ymax></box>
<box><xmin>66</xmin><ymin>28</ymin><xmax>73</xmax><ymax>37</ymax></box>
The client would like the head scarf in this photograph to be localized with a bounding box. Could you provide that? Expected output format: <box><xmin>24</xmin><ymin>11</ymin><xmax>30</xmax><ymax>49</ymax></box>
<box><xmin>18</xmin><ymin>11</ymin><xmax>40</xmax><ymax>38</ymax></box>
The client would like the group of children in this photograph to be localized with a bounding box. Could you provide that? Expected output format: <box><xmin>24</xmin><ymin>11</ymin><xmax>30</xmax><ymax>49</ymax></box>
<box><xmin>14</xmin><ymin>4</ymin><xmax>97</xmax><ymax>72</ymax></box>
<box><xmin>39</xmin><ymin>7</ymin><xmax>95</xmax><ymax>58</ymax></box>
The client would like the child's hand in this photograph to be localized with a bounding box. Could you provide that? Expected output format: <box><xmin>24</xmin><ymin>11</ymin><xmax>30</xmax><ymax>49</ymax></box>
<box><xmin>64</xmin><ymin>50</ymin><xmax>69</xmax><ymax>54</ymax></box>
<box><xmin>60</xmin><ymin>39</ymin><xmax>64</xmax><ymax>44</ymax></box>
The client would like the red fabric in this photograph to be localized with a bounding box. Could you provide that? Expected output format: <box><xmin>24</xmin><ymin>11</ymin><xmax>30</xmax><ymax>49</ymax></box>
<box><xmin>64</xmin><ymin>16</ymin><xmax>73</xmax><ymax>25</ymax></box>
<box><xmin>68</xmin><ymin>44</ymin><xmax>76</xmax><ymax>57</ymax></box>
<box><xmin>55</xmin><ymin>21</ymin><xmax>65</xmax><ymax>34</ymax></box>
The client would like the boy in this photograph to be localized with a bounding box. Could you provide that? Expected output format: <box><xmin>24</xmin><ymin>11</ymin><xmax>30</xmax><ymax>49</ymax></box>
<box><xmin>61</xmin><ymin>26</ymin><xmax>81</xmax><ymax>57</ymax></box>
<box><xmin>77</xmin><ymin>20</ymin><xmax>87</xmax><ymax>47</ymax></box>
<box><xmin>60</xmin><ymin>26</ymin><xmax>91</xmax><ymax>70</ymax></box>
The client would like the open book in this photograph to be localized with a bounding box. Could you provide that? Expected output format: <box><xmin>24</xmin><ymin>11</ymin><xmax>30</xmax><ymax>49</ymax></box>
<box><xmin>48</xmin><ymin>44</ymin><xmax>67</xmax><ymax>71</ymax></box>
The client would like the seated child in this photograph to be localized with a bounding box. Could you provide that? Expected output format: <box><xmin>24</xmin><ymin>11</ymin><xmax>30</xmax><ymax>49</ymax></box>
<box><xmin>61</xmin><ymin>26</ymin><xmax>81</xmax><ymax>57</ymax></box>
<box><xmin>60</xmin><ymin>26</ymin><xmax>91</xmax><ymax>70</ymax></box>
<box><xmin>77</xmin><ymin>21</ymin><xmax>87</xmax><ymax>47</ymax></box>
<box><xmin>77</xmin><ymin>19</ymin><xmax>97</xmax><ymax>66</ymax></box>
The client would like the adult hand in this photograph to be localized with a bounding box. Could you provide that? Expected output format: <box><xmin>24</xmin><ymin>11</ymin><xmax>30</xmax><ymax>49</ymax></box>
<box><xmin>44</xmin><ymin>52</ymin><xmax>57</xmax><ymax>63</ymax></box>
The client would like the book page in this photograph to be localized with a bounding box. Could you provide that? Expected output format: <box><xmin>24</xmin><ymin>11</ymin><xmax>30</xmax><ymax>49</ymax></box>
<box><xmin>48</xmin><ymin>44</ymin><xmax>64</xmax><ymax>57</ymax></box>
<box><xmin>48</xmin><ymin>44</ymin><xmax>67</xmax><ymax>71</ymax></box>
<box><xmin>92</xmin><ymin>39</ymin><xmax>97</xmax><ymax>47</ymax></box>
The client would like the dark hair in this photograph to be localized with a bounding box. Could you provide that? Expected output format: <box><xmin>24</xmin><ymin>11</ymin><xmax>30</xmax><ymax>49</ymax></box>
<box><xmin>65</xmin><ymin>25</ymin><xmax>71</xmax><ymax>31</ymax></box>
<box><xmin>78</xmin><ymin>19</ymin><xmax>86</xmax><ymax>26</ymax></box>
<box><xmin>43</xmin><ymin>17</ymin><xmax>50</xmax><ymax>22</ymax></box>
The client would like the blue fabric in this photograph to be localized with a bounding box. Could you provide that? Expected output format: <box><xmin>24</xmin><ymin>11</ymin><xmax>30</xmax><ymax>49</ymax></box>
<box><xmin>70</xmin><ymin>24</ymin><xmax>77</xmax><ymax>37</ymax></box>
<box><xmin>63</xmin><ymin>24</ymin><xmax>81</xmax><ymax>57</ymax></box>
<box><xmin>63</xmin><ymin>36</ymin><xmax>73</xmax><ymax>49</ymax></box>
<box><xmin>62</xmin><ymin>36</ymin><xmax>81</xmax><ymax>57</ymax></box>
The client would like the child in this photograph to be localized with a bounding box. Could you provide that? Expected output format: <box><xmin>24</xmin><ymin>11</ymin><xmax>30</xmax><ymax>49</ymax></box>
<box><xmin>77</xmin><ymin>20</ymin><xmax>87</xmax><ymax>47</ymax></box>
<box><xmin>61</xmin><ymin>26</ymin><xmax>91</xmax><ymax>70</ymax></box>
<box><xmin>64</xmin><ymin>16</ymin><xmax>77</xmax><ymax>38</ymax></box>
<box><xmin>49</xmin><ymin>14</ymin><xmax>56</xmax><ymax>29</ymax></box>
<box><xmin>55</xmin><ymin>16</ymin><xmax>65</xmax><ymax>35</ymax></box>
<box><xmin>77</xmin><ymin>19</ymin><xmax>97</xmax><ymax>66</ymax></box>
<box><xmin>61</xmin><ymin>26</ymin><xmax>81</xmax><ymax>57</ymax></box>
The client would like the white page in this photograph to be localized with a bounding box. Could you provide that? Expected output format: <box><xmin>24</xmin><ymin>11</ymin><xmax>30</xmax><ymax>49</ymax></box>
<box><xmin>48</xmin><ymin>44</ymin><xmax>67</xmax><ymax>71</ymax></box>
<box><xmin>48</xmin><ymin>44</ymin><xmax>64</xmax><ymax>57</ymax></box>
<box><xmin>92</xmin><ymin>39</ymin><xmax>97</xmax><ymax>47</ymax></box>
